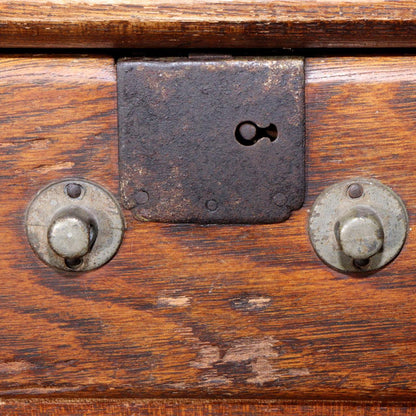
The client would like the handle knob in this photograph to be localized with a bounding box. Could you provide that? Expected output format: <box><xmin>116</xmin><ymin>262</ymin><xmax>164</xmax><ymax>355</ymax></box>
<box><xmin>335</xmin><ymin>206</ymin><xmax>384</xmax><ymax>261</ymax></box>
<box><xmin>26</xmin><ymin>179</ymin><xmax>124</xmax><ymax>272</ymax></box>
<box><xmin>308</xmin><ymin>178</ymin><xmax>408</xmax><ymax>273</ymax></box>
<box><xmin>48</xmin><ymin>214</ymin><xmax>97</xmax><ymax>260</ymax></box>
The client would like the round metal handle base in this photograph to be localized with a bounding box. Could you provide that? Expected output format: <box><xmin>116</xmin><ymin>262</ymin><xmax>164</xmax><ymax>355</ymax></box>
<box><xmin>26</xmin><ymin>179</ymin><xmax>125</xmax><ymax>272</ymax></box>
<box><xmin>308</xmin><ymin>178</ymin><xmax>408</xmax><ymax>273</ymax></box>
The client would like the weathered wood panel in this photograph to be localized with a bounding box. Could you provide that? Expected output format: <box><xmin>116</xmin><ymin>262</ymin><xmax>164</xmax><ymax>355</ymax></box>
<box><xmin>2</xmin><ymin>1</ymin><xmax>416</xmax><ymax>48</ymax></box>
<box><xmin>1</xmin><ymin>56</ymin><xmax>416</xmax><ymax>400</ymax></box>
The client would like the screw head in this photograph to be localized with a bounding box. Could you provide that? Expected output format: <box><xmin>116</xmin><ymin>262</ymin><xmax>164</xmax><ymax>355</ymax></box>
<box><xmin>348</xmin><ymin>183</ymin><xmax>363</xmax><ymax>199</ymax></box>
<box><xmin>134</xmin><ymin>190</ymin><xmax>149</xmax><ymax>205</ymax></box>
<box><xmin>66</xmin><ymin>183</ymin><xmax>83</xmax><ymax>199</ymax></box>
<box><xmin>206</xmin><ymin>199</ymin><xmax>218</xmax><ymax>211</ymax></box>
<box><xmin>272</xmin><ymin>193</ymin><xmax>287</xmax><ymax>207</ymax></box>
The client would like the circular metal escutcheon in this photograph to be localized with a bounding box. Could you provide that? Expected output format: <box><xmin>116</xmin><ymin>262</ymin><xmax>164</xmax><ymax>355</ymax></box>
<box><xmin>308</xmin><ymin>178</ymin><xmax>408</xmax><ymax>273</ymax></box>
<box><xmin>26</xmin><ymin>179</ymin><xmax>125</xmax><ymax>272</ymax></box>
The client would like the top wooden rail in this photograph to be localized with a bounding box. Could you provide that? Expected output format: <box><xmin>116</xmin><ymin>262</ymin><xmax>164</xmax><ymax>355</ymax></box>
<box><xmin>2</xmin><ymin>0</ymin><xmax>416</xmax><ymax>49</ymax></box>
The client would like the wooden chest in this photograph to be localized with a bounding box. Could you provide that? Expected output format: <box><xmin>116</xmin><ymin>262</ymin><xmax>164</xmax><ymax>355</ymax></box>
<box><xmin>2</xmin><ymin>1</ymin><xmax>416</xmax><ymax>414</ymax></box>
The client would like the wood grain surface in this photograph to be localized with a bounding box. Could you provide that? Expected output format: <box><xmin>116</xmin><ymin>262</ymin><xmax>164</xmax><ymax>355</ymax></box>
<box><xmin>2</xmin><ymin>1</ymin><xmax>416</xmax><ymax>49</ymax></box>
<box><xmin>1</xmin><ymin>399</ymin><xmax>416</xmax><ymax>415</ymax></box>
<box><xmin>2</xmin><ymin>55</ymin><xmax>416</xmax><ymax>401</ymax></box>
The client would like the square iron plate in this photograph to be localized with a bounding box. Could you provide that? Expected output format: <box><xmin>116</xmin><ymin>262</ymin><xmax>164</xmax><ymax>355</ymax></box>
<box><xmin>118</xmin><ymin>57</ymin><xmax>304</xmax><ymax>223</ymax></box>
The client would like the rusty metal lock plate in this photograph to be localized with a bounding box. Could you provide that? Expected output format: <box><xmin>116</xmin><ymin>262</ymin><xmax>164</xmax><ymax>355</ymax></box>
<box><xmin>118</xmin><ymin>57</ymin><xmax>305</xmax><ymax>223</ymax></box>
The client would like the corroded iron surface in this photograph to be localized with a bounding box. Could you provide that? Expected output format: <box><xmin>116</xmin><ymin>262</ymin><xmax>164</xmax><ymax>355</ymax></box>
<box><xmin>118</xmin><ymin>57</ymin><xmax>304</xmax><ymax>223</ymax></box>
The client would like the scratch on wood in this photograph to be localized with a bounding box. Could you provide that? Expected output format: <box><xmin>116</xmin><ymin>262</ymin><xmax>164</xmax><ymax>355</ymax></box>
<box><xmin>247</xmin><ymin>297</ymin><xmax>272</xmax><ymax>308</ymax></box>
<box><xmin>230</xmin><ymin>294</ymin><xmax>272</xmax><ymax>311</ymax></box>
<box><xmin>198</xmin><ymin>370</ymin><xmax>232</xmax><ymax>387</ymax></box>
<box><xmin>222</xmin><ymin>337</ymin><xmax>279</xmax><ymax>363</ymax></box>
<box><xmin>0</xmin><ymin>138</ymin><xmax>51</xmax><ymax>149</ymax></box>
<box><xmin>165</xmin><ymin>382</ymin><xmax>188</xmax><ymax>390</ymax></box>
<box><xmin>223</xmin><ymin>337</ymin><xmax>280</xmax><ymax>385</ymax></box>
<box><xmin>0</xmin><ymin>361</ymin><xmax>34</xmax><ymax>375</ymax></box>
<box><xmin>288</xmin><ymin>368</ymin><xmax>311</xmax><ymax>376</ymax></box>
<box><xmin>27</xmin><ymin>137</ymin><xmax>53</xmax><ymax>149</ymax></box>
<box><xmin>247</xmin><ymin>356</ymin><xmax>278</xmax><ymax>385</ymax></box>
<box><xmin>191</xmin><ymin>345</ymin><xmax>220</xmax><ymax>369</ymax></box>
<box><xmin>192</xmin><ymin>337</ymin><xmax>284</xmax><ymax>386</ymax></box>
<box><xmin>33</xmin><ymin>161</ymin><xmax>74</xmax><ymax>173</ymax></box>
<box><xmin>157</xmin><ymin>296</ymin><xmax>191</xmax><ymax>307</ymax></box>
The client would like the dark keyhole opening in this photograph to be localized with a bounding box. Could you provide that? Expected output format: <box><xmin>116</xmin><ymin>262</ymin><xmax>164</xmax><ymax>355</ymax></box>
<box><xmin>235</xmin><ymin>121</ymin><xmax>278</xmax><ymax>146</ymax></box>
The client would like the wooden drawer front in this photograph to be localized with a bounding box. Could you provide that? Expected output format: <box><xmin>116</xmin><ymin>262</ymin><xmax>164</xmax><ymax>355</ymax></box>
<box><xmin>1</xmin><ymin>56</ymin><xmax>416</xmax><ymax>401</ymax></box>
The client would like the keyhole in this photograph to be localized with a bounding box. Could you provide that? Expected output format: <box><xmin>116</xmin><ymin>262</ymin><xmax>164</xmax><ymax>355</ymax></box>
<box><xmin>235</xmin><ymin>121</ymin><xmax>278</xmax><ymax>146</ymax></box>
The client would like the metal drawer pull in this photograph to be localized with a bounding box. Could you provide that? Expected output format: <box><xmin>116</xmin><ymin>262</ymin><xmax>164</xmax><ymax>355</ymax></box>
<box><xmin>26</xmin><ymin>179</ymin><xmax>125</xmax><ymax>272</ymax></box>
<box><xmin>309</xmin><ymin>178</ymin><xmax>408</xmax><ymax>273</ymax></box>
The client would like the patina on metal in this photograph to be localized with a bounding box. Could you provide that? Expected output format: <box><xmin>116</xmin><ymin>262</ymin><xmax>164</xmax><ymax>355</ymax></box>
<box><xmin>118</xmin><ymin>57</ymin><xmax>305</xmax><ymax>224</ymax></box>
<box><xmin>309</xmin><ymin>178</ymin><xmax>408</xmax><ymax>273</ymax></box>
<box><xmin>48</xmin><ymin>214</ymin><xmax>95</xmax><ymax>259</ymax></box>
<box><xmin>26</xmin><ymin>179</ymin><xmax>125</xmax><ymax>272</ymax></box>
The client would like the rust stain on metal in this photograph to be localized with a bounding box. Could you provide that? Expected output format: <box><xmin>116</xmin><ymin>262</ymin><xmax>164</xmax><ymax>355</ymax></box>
<box><xmin>118</xmin><ymin>57</ymin><xmax>305</xmax><ymax>223</ymax></box>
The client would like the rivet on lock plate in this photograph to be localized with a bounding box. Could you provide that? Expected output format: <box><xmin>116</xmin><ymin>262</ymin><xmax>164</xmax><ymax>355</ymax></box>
<box><xmin>117</xmin><ymin>57</ymin><xmax>305</xmax><ymax>224</ymax></box>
